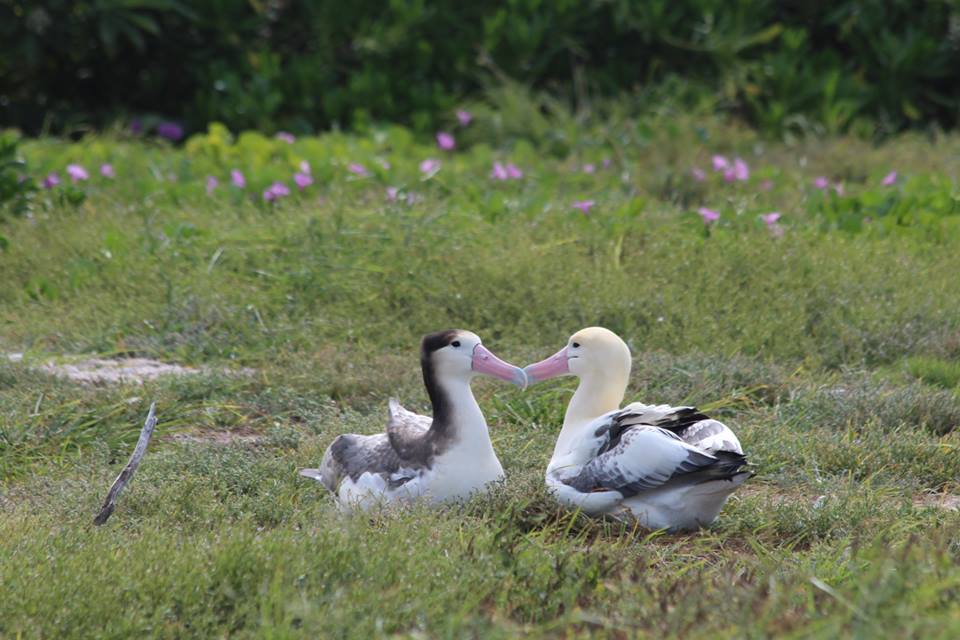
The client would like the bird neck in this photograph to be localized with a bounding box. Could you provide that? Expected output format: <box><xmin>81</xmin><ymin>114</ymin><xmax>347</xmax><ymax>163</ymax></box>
<box><xmin>552</xmin><ymin>371</ymin><xmax>627</xmax><ymax>458</ymax></box>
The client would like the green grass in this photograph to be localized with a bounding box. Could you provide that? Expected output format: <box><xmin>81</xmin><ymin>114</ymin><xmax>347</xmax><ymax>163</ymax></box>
<box><xmin>2</xmin><ymin>111</ymin><xmax>960</xmax><ymax>637</ymax></box>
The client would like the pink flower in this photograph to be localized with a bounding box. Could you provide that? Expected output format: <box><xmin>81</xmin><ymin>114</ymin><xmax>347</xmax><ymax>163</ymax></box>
<box><xmin>348</xmin><ymin>163</ymin><xmax>370</xmax><ymax>177</ymax></box>
<box><xmin>436</xmin><ymin>132</ymin><xmax>455</xmax><ymax>151</ymax></box>
<box><xmin>691</xmin><ymin>167</ymin><xmax>706</xmax><ymax>182</ymax></box>
<box><xmin>275</xmin><ymin>132</ymin><xmax>295</xmax><ymax>144</ymax></box>
<box><xmin>572</xmin><ymin>200</ymin><xmax>595</xmax><ymax>215</ymax></box>
<box><xmin>231</xmin><ymin>170</ymin><xmax>246</xmax><ymax>188</ymax></box>
<box><xmin>490</xmin><ymin>162</ymin><xmax>509</xmax><ymax>181</ymax></box>
<box><xmin>582</xmin><ymin>163</ymin><xmax>596</xmax><ymax>174</ymax></box>
<box><xmin>66</xmin><ymin>164</ymin><xmax>89</xmax><ymax>182</ymax></box>
<box><xmin>506</xmin><ymin>163</ymin><xmax>523</xmax><ymax>179</ymax></box>
<box><xmin>760</xmin><ymin>179</ymin><xmax>774</xmax><ymax>191</ymax></box>
<box><xmin>379</xmin><ymin>159</ymin><xmax>392</xmax><ymax>170</ymax></box>
<box><xmin>100</xmin><ymin>164</ymin><xmax>115</xmax><ymax>179</ymax></box>
<box><xmin>723</xmin><ymin>169</ymin><xmax>736</xmax><ymax>183</ymax></box>
<box><xmin>42</xmin><ymin>173</ymin><xmax>60</xmax><ymax>189</ymax></box>
<box><xmin>762</xmin><ymin>212</ymin><xmax>781</xmax><ymax>226</ymax></box>
<box><xmin>833</xmin><ymin>183</ymin><xmax>845</xmax><ymax>196</ymax></box>
<box><xmin>299</xmin><ymin>161</ymin><xmax>311</xmax><ymax>174</ymax></box>
<box><xmin>386</xmin><ymin>187</ymin><xmax>400</xmax><ymax>202</ymax></box>
<box><xmin>602</xmin><ymin>158</ymin><xmax>612</xmax><ymax>169</ymax></box>
<box><xmin>205</xmin><ymin>176</ymin><xmax>219</xmax><ymax>194</ymax></box>
<box><xmin>263</xmin><ymin>182</ymin><xmax>290</xmax><ymax>202</ymax></box>
<box><xmin>294</xmin><ymin>172</ymin><xmax>313</xmax><ymax>190</ymax></box>
<box><xmin>419</xmin><ymin>158</ymin><xmax>441</xmax><ymax>176</ymax></box>
<box><xmin>698</xmin><ymin>207</ymin><xmax>720</xmax><ymax>224</ymax></box>
<box><xmin>813</xmin><ymin>176</ymin><xmax>829</xmax><ymax>190</ymax></box>
<box><xmin>733</xmin><ymin>158</ymin><xmax>749</xmax><ymax>181</ymax></box>
<box><xmin>882</xmin><ymin>170</ymin><xmax>898</xmax><ymax>186</ymax></box>
<box><xmin>456</xmin><ymin>109</ymin><xmax>473</xmax><ymax>126</ymax></box>
<box><xmin>712</xmin><ymin>155</ymin><xmax>729</xmax><ymax>171</ymax></box>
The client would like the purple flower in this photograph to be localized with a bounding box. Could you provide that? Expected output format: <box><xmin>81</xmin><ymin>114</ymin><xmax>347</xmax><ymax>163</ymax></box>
<box><xmin>294</xmin><ymin>172</ymin><xmax>313</xmax><ymax>190</ymax></box>
<box><xmin>299</xmin><ymin>161</ymin><xmax>311</xmax><ymax>174</ymax></box>
<box><xmin>206</xmin><ymin>176</ymin><xmax>219</xmax><ymax>194</ymax></box>
<box><xmin>348</xmin><ymin>163</ymin><xmax>370</xmax><ymax>177</ymax></box>
<box><xmin>712</xmin><ymin>155</ymin><xmax>729</xmax><ymax>171</ymax></box>
<box><xmin>882</xmin><ymin>170</ymin><xmax>898</xmax><ymax>186</ymax></box>
<box><xmin>263</xmin><ymin>182</ymin><xmax>290</xmax><ymax>202</ymax></box>
<box><xmin>100</xmin><ymin>163</ymin><xmax>115</xmax><ymax>179</ymax></box>
<box><xmin>436</xmin><ymin>132</ymin><xmax>455</xmax><ymax>151</ymax></box>
<box><xmin>733</xmin><ymin>158</ymin><xmax>749</xmax><ymax>181</ymax></box>
<box><xmin>156</xmin><ymin>121</ymin><xmax>184</xmax><ymax>141</ymax></box>
<box><xmin>386</xmin><ymin>186</ymin><xmax>400</xmax><ymax>202</ymax></box>
<box><xmin>42</xmin><ymin>173</ymin><xmax>61</xmax><ymax>189</ymax></box>
<box><xmin>582</xmin><ymin>163</ymin><xmax>596</xmax><ymax>174</ymax></box>
<box><xmin>456</xmin><ymin>109</ymin><xmax>473</xmax><ymax>126</ymax></box>
<box><xmin>572</xmin><ymin>200</ymin><xmax>595</xmax><ymax>215</ymax></box>
<box><xmin>506</xmin><ymin>163</ymin><xmax>524</xmax><ymax>179</ymax></box>
<box><xmin>813</xmin><ymin>176</ymin><xmax>829</xmax><ymax>190</ymax></box>
<box><xmin>130</xmin><ymin>119</ymin><xmax>143</xmax><ymax>135</ymax></box>
<box><xmin>490</xmin><ymin>162</ymin><xmax>509</xmax><ymax>181</ymax></box>
<box><xmin>602</xmin><ymin>158</ymin><xmax>612</xmax><ymax>170</ymax></box>
<box><xmin>66</xmin><ymin>164</ymin><xmax>89</xmax><ymax>182</ymax></box>
<box><xmin>723</xmin><ymin>169</ymin><xmax>736</xmax><ymax>183</ymax></box>
<box><xmin>275</xmin><ymin>132</ymin><xmax>296</xmax><ymax>144</ymax></box>
<box><xmin>698</xmin><ymin>207</ymin><xmax>720</xmax><ymax>224</ymax></box>
<box><xmin>419</xmin><ymin>158</ymin><xmax>441</xmax><ymax>176</ymax></box>
<box><xmin>691</xmin><ymin>167</ymin><xmax>706</xmax><ymax>182</ymax></box>
<box><xmin>230</xmin><ymin>169</ymin><xmax>246</xmax><ymax>189</ymax></box>
<box><xmin>762</xmin><ymin>212</ymin><xmax>781</xmax><ymax>226</ymax></box>
<box><xmin>379</xmin><ymin>159</ymin><xmax>392</xmax><ymax>170</ymax></box>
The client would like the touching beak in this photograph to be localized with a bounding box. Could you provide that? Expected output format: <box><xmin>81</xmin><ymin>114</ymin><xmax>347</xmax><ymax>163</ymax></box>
<box><xmin>472</xmin><ymin>344</ymin><xmax>528</xmax><ymax>388</ymax></box>
<box><xmin>522</xmin><ymin>347</ymin><xmax>570</xmax><ymax>384</ymax></box>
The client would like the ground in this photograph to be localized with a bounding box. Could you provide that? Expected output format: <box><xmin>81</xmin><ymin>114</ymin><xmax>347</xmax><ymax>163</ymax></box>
<box><xmin>1</xmin><ymin>110</ymin><xmax>960</xmax><ymax>637</ymax></box>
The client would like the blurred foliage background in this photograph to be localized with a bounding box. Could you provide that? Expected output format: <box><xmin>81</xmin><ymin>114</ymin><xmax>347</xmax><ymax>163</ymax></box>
<box><xmin>2</xmin><ymin>0</ymin><xmax>960</xmax><ymax>138</ymax></box>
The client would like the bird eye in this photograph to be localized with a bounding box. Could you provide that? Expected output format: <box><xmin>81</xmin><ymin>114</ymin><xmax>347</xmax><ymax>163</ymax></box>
<box><xmin>451</xmin><ymin>340</ymin><xmax>461</xmax><ymax>348</ymax></box>
<box><xmin>571</xmin><ymin>342</ymin><xmax>580</xmax><ymax>348</ymax></box>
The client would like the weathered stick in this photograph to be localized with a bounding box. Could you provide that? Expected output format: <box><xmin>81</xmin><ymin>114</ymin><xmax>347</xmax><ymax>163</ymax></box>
<box><xmin>93</xmin><ymin>402</ymin><xmax>158</xmax><ymax>525</ymax></box>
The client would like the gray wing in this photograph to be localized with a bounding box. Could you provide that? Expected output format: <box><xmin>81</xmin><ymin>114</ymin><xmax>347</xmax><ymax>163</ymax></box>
<box><xmin>386</xmin><ymin>398</ymin><xmax>433</xmax><ymax>461</ymax></box>
<box><xmin>620</xmin><ymin>402</ymin><xmax>743</xmax><ymax>454</ymax></box>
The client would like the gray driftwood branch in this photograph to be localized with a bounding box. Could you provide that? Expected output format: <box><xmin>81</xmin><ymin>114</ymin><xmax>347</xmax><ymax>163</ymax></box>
<box><xmin>93</xmin><ymin>402</ymin><xmax>158</xmax><ymax>525</ymax></box>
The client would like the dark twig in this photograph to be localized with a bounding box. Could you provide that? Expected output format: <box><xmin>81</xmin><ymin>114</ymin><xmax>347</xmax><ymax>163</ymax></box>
<box><xmin>93</xmin><ymin>402</ymin><xmax>157</xmax><ymax>525</ymax></box>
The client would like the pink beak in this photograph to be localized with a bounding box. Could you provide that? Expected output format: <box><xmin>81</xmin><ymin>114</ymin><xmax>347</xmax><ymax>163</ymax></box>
<box><xmin>522</xmin><ymin>347</ymin><xmax>570</xmax><ymax>384</ymax></box>
<box><xmin>472</xmin><ymin>344</ymin><xmax>528</xmax><ymax>388</ymax></box>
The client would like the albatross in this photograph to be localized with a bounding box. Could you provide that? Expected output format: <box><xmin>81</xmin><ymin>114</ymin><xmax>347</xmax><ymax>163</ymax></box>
<box><xmin>300</xmin><ymin>329</ymin><xmax>526</xmax><ymax>511</ymax></box>
<box><xmin>523</xmin><ymin>327</ymin><xmax>751</xmax><ymax>530</ymax></box>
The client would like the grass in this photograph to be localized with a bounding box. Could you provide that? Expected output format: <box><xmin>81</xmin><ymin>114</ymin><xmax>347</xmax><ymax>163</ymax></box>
<box><xmin>2</xmin><ymin>107</ymin><xmax>960</xmax><ymax>637</ymax></box>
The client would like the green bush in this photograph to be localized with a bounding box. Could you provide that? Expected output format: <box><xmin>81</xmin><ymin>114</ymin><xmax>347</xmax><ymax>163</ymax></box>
<box><xmin>2</xmin><ymin>1</ymin><xmax>959</xmax><ymax>137</ymax></box>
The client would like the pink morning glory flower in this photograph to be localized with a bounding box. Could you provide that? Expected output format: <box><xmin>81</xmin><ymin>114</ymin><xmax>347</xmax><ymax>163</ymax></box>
<box><xmin>42</xmin><ymin>173</ymin><xmax>60</xmax><ymax>189</ymax></box>
<box><xmin>572</xmin><ymin>200</ymin><xmax>595</xmax><ymax>215</ymax></box>
<box><xmin>348</xmin><ymin>163</ymin><xmax>370</xmax><ymax>177</ymax></box>
<box><xmin>66</xmin><ymin>164</ymin><xmax>89</xmax><ymax>182</ymax></box>
<box><xmin>506</xmin><ymin>163</ymin><xmax>523</xmax><ymax>179</ymax></box>
<box><xmin>882</xmin><ymin>170</ymin><xmax>898</xmax><ymax>186</ymax></box>
<box><xmin>733</xmin><ymin>158</ymin><xmax>749</xmax><ymax>181</ymax></box>
<box><xmin>299</xmin><ymin>161</ymin><xmax>311</xmax><ymax>174</ymax></box>
<box><xmin>275</xmin><ymin>132</ymin><xmax>296</xmax><ymax>144</ymax></box>
<box><xmin>456</xmin><ymin>109</ymin><xmax>473</xmax><ymax>126</ymax></box>
<box><xmin>230</xmin><ymin>169</ymin><xmax>246</xmax><ymax>188</ymax></box>
<box><xmin>386</xmin><ymin>187</ymin><xmax>400</xmax><ymax>202</ymax></box>
<box><xmin>712</xmin><ymin>155</ymin><xmax>729</xmax><ymax>171</ymax></box>
<box><xmin>263</xmin><ymin>182</ymin><xmax>290</xmax><ymax>202</ymax></box>
<box><xmin>490</xmin><ymin>162</ymin><xmax>509</xmax><ymax>181</ymax></box>
<box><xmin>419</xmin><ymin>158</ymin><xmax>441</xmax><ymax>175</ymax></box>
<box><xmin>698</xmin><ymin>207</ymin><xmax>720</xmax><ymax>224</ymax></box>
<box><xmin>206</xmin><ymin>176</ymin><xmax>219</xmax><ymax>194</ymax></box>
<box><xmin>100</xmin><ymin>164</ymin><xmax>115</xmax><ymax>179</ymax></box>
<box><xmin>582</xmin><ymin>163</ymin><xmax>596</xmax><ymax>174</ymax></box>
<box><xmin>723</xmin><ymin>169</ymin><xmax>736</xmax><ymax>183</ymax></box>
<box><xmin>294</xmin><ymin>172</ymin><xmax>313</xmax><ymax>190</ymax></box>
<box><xmin>813</xmin><ymin>176</ymin><xmax>829</xmax><ymax>190</ymax></box>
<box><xmin>691</xmin><ymin>167</ymin><xmax>706</xmax><ymax>182</ymax></box>
<box><xmin>436</xmin><ymin>132</ymin><xmax>455</xmax><ymax>151</ymax></box>
<box><xmin>761</xmin><ymin>212</ymin><xmax>781</xmax><ymax>226</ymax></box>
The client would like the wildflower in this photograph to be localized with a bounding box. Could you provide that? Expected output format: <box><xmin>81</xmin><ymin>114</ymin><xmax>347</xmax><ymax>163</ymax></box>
<box><xmin>698</xmin><ymin>207</ymin><xmax>720</xmax><ymax>224</ymax></box>
<box><xmin>456</xmin><ymin>109</ymin><xmax>473</xmax><ymax>126</ymax></box>
<box><xmin>761</xmin><ymin>212</ymin><xmax>781</xmax><ymax>226</ymax></box>
<box><xmin>490</xmin><ymin>162</ymin><xmax>509</xmax><ymax>181</ymax></box>
<box><xmin>760</xmin><ymin>179</ymin><xmax>774</xmax><ymax>191</ymax></box>
<box><xmin>263</xmin><ymin>182</ymin><xmax>290</xmax><ymax>202</ymax></box>
<box><xmin>294</xmin><ymin>172</ymin><xmax>313</xmax><ymax>190</ymax></box>
<box><xmin>130</xmin><ymin>119</ymin><xmax>143</xmax><ymax>135</ymax></box>
<box><xmin>712</xmin><ymin>155</ymin><xmax>729</xmax><ymax>171</ymax></box>
<box><xmin>156</xmin><ymin>121</ymin><xmax>184</xmax><ymax>141</ymax></box>
<box><xmin>882</xmin><ymin>170</ymin><xmax>898</xmax><ymax>186</ymax></box>
<box><xmin>833</xmin><ymin>183</ymin><xmax>845</xmax><ymax>196</ymax></box>
<box><xmin>506</xmin><ymin>163</ymin><xmax>524</xmax><ymax>179</ymax></box>
<box><xmin>299</xmin><ymin>161</ymin><xmax>311</xmax><ymax>174</ymax></box>
<box><xmin>386</xmin><ymin>187</ymin><xmax>400</xmax><ymax>202</ymax></box>
<box><xmin>572</xmin><ymin>200</ymin><xmax>595</xmax><ymax>215</ymax></box>
<box><xmin>230</xmin><ymin>169</ymin><xmax>246</xmax><ymax>188</ymax></box>
<box><xmin>419</xmin><ymin>158</ymin><xmax>441</xmax><ymax>176</ymax></box>
<box><xmin>582</xmin><ymin>163</ymin><xmax>596</xmax><ymax>174</ymax></box>
<box><xmin>690</xmin><ymin>167</ymin><xmax>706</xmax><ymax>182</ymax></box>
<box><xmin>348</xmin><ymin>163</ymin><xmax>370</xmax><ymax>177</ymax></box>
<box><xmin>436</xmin><ymin>132</ymin><xmax>455</xmax><ymax>151</ymax></box>
<box><xmin>379</xmin><ymin>159</ymin><xmax>392</xmax><ymax>170</ymax></box>
<box><xmin>733</xmin><ymin>158</ymin><xmax>749</xmax><ymax>181</ymax></box>
<box><xmin>813</xmin><ymin>176</ymin><xmax>829</xmax><ymax>190</ymax></box>
<box><xmin>275</xmin><ymin>132</ymin><xmax>296</xmax><ymax>144</ymax></box>
<box><xmin>602</xmin><ymin>158</ymin><xmax>612</xmax><ymax>170</ymax></box>
<box><xmin>206</xmin><ymin>176</ymin><xmax>219</xmax><ymax>194</ymax></box>
<box><xmin>100</xmin><ymin>164</ymin><xmax>115</xmax><ymax>179</ymax></box>
<box><xmin>723</xmin><ymin>169</ymin><xmax>736</xmax><ymax>183</ymax></box>
<box><xmin>42</xmin><ymin>173</ymin><xmax>60</xmax><ymax>189</ymax></box>
<box><xmin>66</xmin><ymin>164</ymin><xmax>89</xmax><ymax>182</ymax></box>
